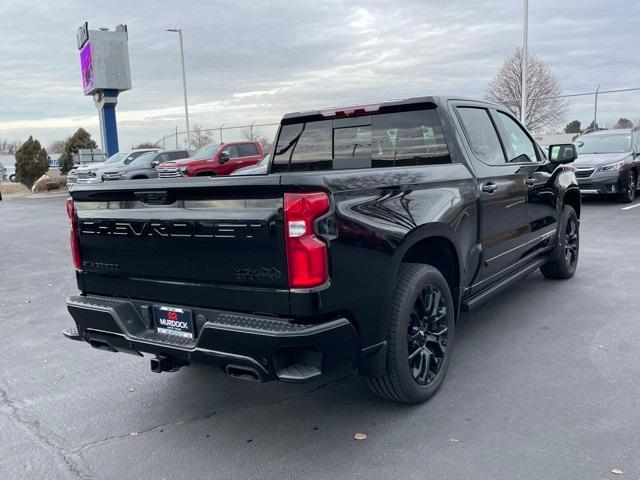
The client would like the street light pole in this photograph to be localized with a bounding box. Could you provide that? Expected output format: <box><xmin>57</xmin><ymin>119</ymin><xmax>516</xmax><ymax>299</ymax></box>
<box><xmin>521</xmin><ymin>0</ymin><xmax>528</xmax><ymax>126</ymax></box>
<box><xmin>593</xmin><ymin>84</ymin><xmax>601</xmax><ymax>131</ymax></box>
<box><xmin>167</xmin><ymin>28</ymin><xmax>190</xmax><ymax>148</ymax></box>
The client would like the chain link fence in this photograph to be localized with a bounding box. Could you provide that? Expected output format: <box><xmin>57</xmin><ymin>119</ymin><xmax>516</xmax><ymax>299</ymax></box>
<box><xmin>153</xmin><ymin>121</ymin><xmax>280</xmax><ymax>152</ymax></box>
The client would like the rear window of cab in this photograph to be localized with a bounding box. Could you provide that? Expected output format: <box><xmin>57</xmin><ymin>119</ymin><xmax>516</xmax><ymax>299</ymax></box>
<box><xmin>272</xmin><ymin>107</ymin><xmax>451</xmax><ymax>172</ymax></box>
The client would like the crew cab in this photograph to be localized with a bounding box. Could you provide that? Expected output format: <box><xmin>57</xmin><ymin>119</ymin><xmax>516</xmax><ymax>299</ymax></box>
<box><xmin>64</xmin><ymin>96</ymin><xmax>580</xmax><ymax>403</ymax></box>
<box><xmin>157</xmin><ymin>141</ymin><xmax>264</xmax><ymax>177</ymax></box>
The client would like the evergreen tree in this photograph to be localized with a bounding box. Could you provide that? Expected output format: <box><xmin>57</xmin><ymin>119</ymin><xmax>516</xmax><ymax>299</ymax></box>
<box><xmin>564</xmin><ymin>120</ymin><xmax>582</xmax><ymax>134</ymax></box>
<box><xmin>15</xmin><ymin>136</ymin><xmax>49</xmax><ymax>189</ymax></box>
<box><xmin>59</xmin><ymin>128</ymin><xmax>98</xmax><ymax>175</ymax></box>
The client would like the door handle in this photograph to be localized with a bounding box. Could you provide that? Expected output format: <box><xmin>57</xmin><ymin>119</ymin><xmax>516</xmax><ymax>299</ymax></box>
<box><xmin>525</xmin><ymin>177</ymin><xmax>536</xmax><ymax>186</ymax></box>
<box><xmin>481</xmin><ymin>182</ymin><xmax>498</xmax><ymax>194</ymax></box>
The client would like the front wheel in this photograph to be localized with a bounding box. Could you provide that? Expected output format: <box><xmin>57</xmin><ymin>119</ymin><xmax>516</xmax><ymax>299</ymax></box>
<box><xmin>540</xmin><ymin>205</ymin><xmax>579</xmax><ymax>279</ymax></box>
<box><xmin>9</xmin><ymin>174</ymin><xmax>16</xmax><ymax>182</ymax></box>
<box><xmin>367</xmin><ymin>264</ymin><xmax>455</xmax><ymax>403</ymax></box>
<box><xmin>618</xmin><ymin>170</ymin><xmax>636</xmax><ymax>203</ymax></box>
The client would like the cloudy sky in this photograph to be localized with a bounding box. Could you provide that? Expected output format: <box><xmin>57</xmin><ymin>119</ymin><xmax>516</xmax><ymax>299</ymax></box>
<box><xmin>0</xmin><ymin>0</ymin><xmax>639</xmax><ymax>150</ymax></box>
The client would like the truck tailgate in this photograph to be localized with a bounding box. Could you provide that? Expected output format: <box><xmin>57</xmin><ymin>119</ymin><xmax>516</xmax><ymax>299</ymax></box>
<box><xmin>70</xmin><ymin>177</ymin><xmax>290</xmax><ymax>314</ymax></box>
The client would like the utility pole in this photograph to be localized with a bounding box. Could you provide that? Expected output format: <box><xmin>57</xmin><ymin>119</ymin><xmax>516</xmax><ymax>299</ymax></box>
<box><xmin>521</xmin><ymin>0</ymin><xmax>529</xmax><ymax>126</ymax></box>
<box><xmin>593</xmin><ymin>84</ymin><xmax>601</xmax><ymax>130</ymax></box>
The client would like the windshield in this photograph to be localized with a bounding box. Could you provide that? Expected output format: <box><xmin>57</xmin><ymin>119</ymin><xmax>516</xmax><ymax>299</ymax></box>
<box><xmin>129</xmin><ymin>152</ymin><xmax>156</xmax><ymax>166</ymax></box>
<box><xmin>104</xmin><ymin>152</ymin><xmax>128</xmax><ymax>164</ymax></box>
<box><xmin>575</xmin><ymin>134</ymin><xmax>631</xmax><ymax>154</ymax></box>
<box><xmin>193</xmin><ymin>144</ymin><xmax>219</xmax><ymax>159</ymax></box>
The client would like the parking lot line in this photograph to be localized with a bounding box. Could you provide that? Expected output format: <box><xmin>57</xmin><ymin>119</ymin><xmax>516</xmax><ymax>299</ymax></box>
<box><xmin>622</xmin><ymin>203</ymin><xmax>640</xmax><ymax>210</ymax></box>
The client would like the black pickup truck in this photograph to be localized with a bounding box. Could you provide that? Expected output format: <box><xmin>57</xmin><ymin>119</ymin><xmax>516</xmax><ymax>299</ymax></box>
<box><xmin>64</xmin><ymin>96</ymin><xmax>580</xmax><ymax>403</ymax></box>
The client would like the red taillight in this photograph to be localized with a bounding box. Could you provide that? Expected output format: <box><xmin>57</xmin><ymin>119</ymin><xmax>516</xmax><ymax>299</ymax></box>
<box><xmin>66</xmin><ymin>198</ymin><xmax>82</xmax><ymax>271</ymax></box>
<box><xmin>320</xmin><ymin>103</ymin><xmax>380</xmax><ymax>119</ymax></box>
<box><xmin>284</xmin><ymin>192</ymin><xmax>330</xmax><ymax>289</ymax></box>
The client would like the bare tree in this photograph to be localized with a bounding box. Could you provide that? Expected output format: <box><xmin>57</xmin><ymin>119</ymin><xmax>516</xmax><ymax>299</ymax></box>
<box><xmin>191</xmin><ymin>123</ymin><xmax>214</xmax><ymax>150</ymax></box>
<box><xmin>241</xmin><ymin>126</ymin><xmax>273</xmax><ymax>153</ymax></box>
<box><xmin>0</xmin><ymin>138</ymin><xmax>22</xmax><ymax>155</ymax></box>
<box><xmin>486</xmin><ymin>48</ymin><xmax>568</xmax><ymax>131</ymax></box>
<box><xmin>614</xmin><ymin>118</ymin><xmax>634</xmax><ymax>129</ymax></box>
<box><xmin>47</xmin><ymin>139</ymin><xmax>67</xmax><ymax>154</ymax></box>
<box><xmin>133</xmin><ymin>142</ymin><xmax>157</xmax><ymax>149</ymax></box>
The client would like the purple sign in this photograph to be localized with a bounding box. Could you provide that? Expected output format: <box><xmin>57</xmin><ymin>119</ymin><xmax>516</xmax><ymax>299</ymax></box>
<box><xmin>80</xmin><ymin>43</ymin><xmax>94</xmax><ymax>94</ymax></box>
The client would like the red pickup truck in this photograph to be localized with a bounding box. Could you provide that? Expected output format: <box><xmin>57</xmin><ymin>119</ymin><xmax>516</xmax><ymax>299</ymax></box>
<box><xmin>157</xmin><ymin>141</ymin><xmax>265</xmax><ymax>177</ymax></box>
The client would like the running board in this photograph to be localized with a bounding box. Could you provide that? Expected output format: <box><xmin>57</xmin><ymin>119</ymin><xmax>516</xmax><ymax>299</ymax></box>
<box><xmin>461</xmin><ymin>257</ymin><xmax>548</xmax><ymax>312</ymax></box>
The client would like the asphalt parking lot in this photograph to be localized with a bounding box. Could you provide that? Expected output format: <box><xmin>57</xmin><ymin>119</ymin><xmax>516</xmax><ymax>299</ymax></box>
<box><xmin>1</xmin><ymin>193</ymin><xmax>640</xmax><ymax>480</ymax></box>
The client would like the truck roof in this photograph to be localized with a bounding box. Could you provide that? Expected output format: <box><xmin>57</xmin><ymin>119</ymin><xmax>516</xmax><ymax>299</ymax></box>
<box><xmin>281</xmin><ymin>96</ymin><xmax>504</xmax><ymax>123</ymax></box>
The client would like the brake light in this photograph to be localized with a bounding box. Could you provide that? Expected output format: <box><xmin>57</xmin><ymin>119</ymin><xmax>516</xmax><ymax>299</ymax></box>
<box><xmin>66</xmin><ymin>198</ymin><xmax>82</xmax><ymax>271</ymax></box>
<box><xmin>284</xmin><ymin>192</ymin><xmax>330</xmax><ymax>288</ymax></box>
<box><xmin>320</xmin><ymin>103</ymin><xmax>380</xmax><ymax>119</ymax></box>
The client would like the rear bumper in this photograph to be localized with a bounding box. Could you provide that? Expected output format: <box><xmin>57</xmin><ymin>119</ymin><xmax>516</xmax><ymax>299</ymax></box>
<box><xmin>66</xmin><ymin>295</ymin><xmax>359</xmax><ymax>382</ymax></box>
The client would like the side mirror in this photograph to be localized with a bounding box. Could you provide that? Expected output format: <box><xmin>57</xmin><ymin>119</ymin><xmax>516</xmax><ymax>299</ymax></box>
<box><xmin>151</xmin><ymin>160</ymin><xmax>160</xmax><ymax>168</ymax></box>
<box><xmin>548</xmin><ymin>144</ymin><xmax>577</xmax><ymax>164</ymax></box>
<box><xmin>219</xmin><ymin>151</ymin><xmax>230</xmax><ymax>164</ymax></box>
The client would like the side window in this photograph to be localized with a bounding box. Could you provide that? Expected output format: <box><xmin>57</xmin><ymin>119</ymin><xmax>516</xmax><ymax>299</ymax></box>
<box><xmin>155</xmin><ymin>153</ymin><xmax>170</xmax><ymax>164</ymax></box>
<box><xmin>371</xmin><ymin>109</ymin><xmax>450</xmax><ymax>167</ymax></box>
<box><xmin>494</xmin><ymin>111</ymin><xmax>538</xmax><ymax>163</ymax></box>
<box><xmin>237</xmin><ymin>143</ymin><xmax>259</xmax><ymax>157</ymax></box>
<box><xmin>457</xmin><ymin>107</ymin><xmax>505</xmax><ymax>165</ymax></box>
<box><xmin>635</xmin><ymin>133</ymin><xmax>640</xmax><ymax>153</ymax></box>
<box><xmin>225</xmin><ymin>145</ymin><xmax>239</xmax><ymax>158</ymax></box>
<box><xmin>169</xmin><ymin>151</ymin><xmax>188</xmax><ymax>161</ymax></box>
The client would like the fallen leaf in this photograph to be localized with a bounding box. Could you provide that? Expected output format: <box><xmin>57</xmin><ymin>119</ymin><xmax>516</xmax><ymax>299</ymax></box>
<box><xmin>354</xmin><ymin>433</ymin><xmax>367</xmax><ymax>441</ymax></box>
<box><xmin>611</xmin><ymin>468</ymin><xmax>623</xmax><ymax>475</ymax></box>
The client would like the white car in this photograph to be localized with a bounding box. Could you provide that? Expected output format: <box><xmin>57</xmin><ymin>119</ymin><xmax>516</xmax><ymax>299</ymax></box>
<box><xmin>0</xmin><ymin>163</ymin><xmax>16</xmax><ymax>182</ymax></box>
<box><xmin>67</xmin><ymin>148</ymin><xmax>160</xmax><ymax>185</ymax></box>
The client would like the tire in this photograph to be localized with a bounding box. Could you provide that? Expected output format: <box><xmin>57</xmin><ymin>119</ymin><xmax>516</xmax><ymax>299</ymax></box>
<box><xmin>540</xmin><ymin>205</ymin><xmax>579</xmax><ymax>279</ymax></box>
<box><xmin>9</xmin><ymin>174</ymin><xmax>16</xmax><ymax>183</ymax></box>
<box><xmin>367</xmin><ymin>264</ymin><xmax>455</xmax><ymax>403</ymax></box>
<box><xmin>618</xmin><ymin>170</ymin><xmax>636</xmax><ymax>203</ymax></box>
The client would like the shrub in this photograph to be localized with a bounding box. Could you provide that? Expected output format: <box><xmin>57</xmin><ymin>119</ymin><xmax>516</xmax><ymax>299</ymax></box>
<box><xmin>15</xmin><ymin>136</ymin><xmax>49</xmax><ymax>189</ymax></box>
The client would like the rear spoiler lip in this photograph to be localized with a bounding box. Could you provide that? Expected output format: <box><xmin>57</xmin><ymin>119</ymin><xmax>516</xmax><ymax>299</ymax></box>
<box><xmin>280</xmin><ymin>97</ymin><xmax>439</xmax><ymax>125</ymax></box>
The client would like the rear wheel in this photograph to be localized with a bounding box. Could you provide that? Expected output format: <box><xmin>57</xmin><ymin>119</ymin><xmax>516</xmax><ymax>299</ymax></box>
<box><xmin>367</xmin><ymin>264</ymin><xmax>455</xmax><ymax>403</ymax></box>
<box><xmin>540</xmin><ymin>205</ymin><xmax>579</xmax><ymax>279</ymax></box>
<box><xmin>9</xmin><ymin>174</ymin><xmax>16</xmax><ymax>182</ymax></box>
<box><xmin>618</xmin><ymin>170</ymin><xmax>636</xmax><ymax>203</ymax></box>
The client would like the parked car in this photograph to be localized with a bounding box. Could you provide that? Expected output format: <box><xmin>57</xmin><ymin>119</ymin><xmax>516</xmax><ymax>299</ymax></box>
<box><xmin>3</xmin><ymin>165</ymin><xmax>16</xmax><ymax>182</ymax></box>
<box><xmin>64</xmin><ymin>96</ymin><xmax>580</xmax><ymax>403</ymax></box>
<box><xmin>69</xmin><ymin>148</ymin><xmax>160</xmax><ymax>185</ymax></box>
<box><xmin>157</xmin><ymin>141</ymin><xmax>264</xmax><ymax>177</ymax></box>
<box><xmin>230</xmin><ymin>153</ymin><xmax>271</xmax><ymax>176</ymax></box>
<box><xmin>572</xmin><ymin>128</ymin><xmax>639</xmax><ymax>203</ymax></box>
<box><xmin>103</xmin><ymin>150</ymin><xmax>191</xmax><ymax>181</ymax></box>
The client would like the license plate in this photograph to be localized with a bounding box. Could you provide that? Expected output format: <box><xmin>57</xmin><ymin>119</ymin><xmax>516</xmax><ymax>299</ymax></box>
<box><xmin>153</xmin><ymin>306</ymin><xmax>194</xmax><ymax>339</ymax></box>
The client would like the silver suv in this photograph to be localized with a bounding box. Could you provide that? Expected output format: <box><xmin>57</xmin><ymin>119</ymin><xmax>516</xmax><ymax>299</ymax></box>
<box><xmin>102</xmin><ymin>150</ymin><xmax>191</xmax><ymax>181</ymax></box>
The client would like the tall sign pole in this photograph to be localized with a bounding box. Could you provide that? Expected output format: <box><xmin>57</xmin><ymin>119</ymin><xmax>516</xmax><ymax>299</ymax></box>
<box><xmin>77</xmin><ymin>23</ymin><xmax>131</xmax><ymax>157</ymax></box>
<box><xmin>521</xmin><ymin>0</ymin><xmax>529</xmax><ymax>126</ymax></box>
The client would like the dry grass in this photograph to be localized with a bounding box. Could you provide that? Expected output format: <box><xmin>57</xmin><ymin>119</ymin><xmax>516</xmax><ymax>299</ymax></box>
<box><xmin>1</xmin><ymin>183</ymin><xmax>29</xmax><ymax>195</ymax></box>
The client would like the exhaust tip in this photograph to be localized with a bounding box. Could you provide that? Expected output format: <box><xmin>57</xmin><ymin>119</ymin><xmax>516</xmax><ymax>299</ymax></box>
<box><xmin>225</xmin><ymin>365</ymin><xmax>261</xmax><ymax>382</ymax></box>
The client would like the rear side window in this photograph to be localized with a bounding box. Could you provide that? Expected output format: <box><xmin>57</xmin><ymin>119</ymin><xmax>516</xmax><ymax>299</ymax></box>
<box><xmin>169</xmin><ymin>151</ymin><xmax>189</xmax><ymax>160</ymax></box>
<box><xmin>273</xmin><ymin>108</ymin><xmax>450</xmax><ymax>172</ymax></box>
<box><xmin>456</xmin><ymin>107</ymin><xmax>505</xmax><ymax>165</ymax></box>
<box><xmin>237</xmin><ymin>143</ymin><xmax>259</xmax><ymax>157</ymax></box>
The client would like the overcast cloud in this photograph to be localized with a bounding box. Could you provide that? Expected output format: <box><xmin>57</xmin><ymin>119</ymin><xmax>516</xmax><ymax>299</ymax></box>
<box><xmin>0</xmin><ymin>0</ymin><xmax>639</xmax><ymax>149</ymax></box>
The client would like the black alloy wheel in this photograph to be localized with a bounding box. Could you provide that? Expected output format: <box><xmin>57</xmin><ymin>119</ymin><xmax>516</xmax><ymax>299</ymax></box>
<box><xmin>407</xmin><ymin>285</ymin><xmax>449</xmax><ymax>386</ymax></box>
<box><xmin>563</xmin><ymin>214</ymin><xmax>579</xmax><ymax>271</ymax></box>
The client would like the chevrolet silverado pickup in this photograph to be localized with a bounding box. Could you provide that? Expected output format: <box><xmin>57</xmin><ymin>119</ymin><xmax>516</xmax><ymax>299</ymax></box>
<box><xmin>64</xmin><ymin>96</ymin><xmax>581</xmax><ymax>403</ymax></box>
